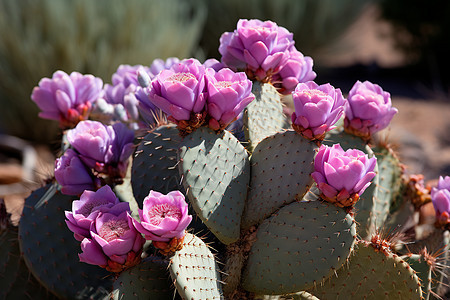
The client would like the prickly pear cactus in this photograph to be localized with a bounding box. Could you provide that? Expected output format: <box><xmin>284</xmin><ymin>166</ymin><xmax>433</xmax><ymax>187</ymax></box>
<box><xmin>15</xmin><ymin>16</ymin><xmax>450</xmax><ymax>300</ymax></box>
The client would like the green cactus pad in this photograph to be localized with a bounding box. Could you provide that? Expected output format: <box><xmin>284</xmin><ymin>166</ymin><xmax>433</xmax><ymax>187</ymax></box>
<box><xmin>18</xmin><ymin>183</ymin><xmax>113</xmax><ymax>300</ymax></box>
<box><xmin>244</xmin><ymin>81</ymin><xmax>286</xmax><ymax>151</ymax></box>
<box><xmin>402</xmin><ymin>254</ymin><xmax>437</xmax><ymax>299</ymax></box>
<box><xmin>312</xmin><ymin>242</ymin><xmax>422</xmax><ymax>299</ymax></box>
<box><xmin>242</xmin><ymin>130</ymin><xmax>317</xmax><ymax>228</ymax></box>
<box><xmin>178</xmin><ymin>127</ymin><xmax>250</xmax><ymax>244</ymax></box>
<box><xmin>110</xmin><ymin>256</ymin><xmax>177</xmax><ymax>300</ymax></box>
<box><xmin>371</xmin><ymin>145</ymin><xmax>403</xmax><ymax>228</ymax></box>
<box><xmin>132</xmin><ymin>124</ymin><xmax>184</xmax><ymax>205</ymax></box>
<box><xmin>242</xmin><ymin>200</ymin><xmax>356</xmax><ymax>294</ymax></box>
<box><xmin>323</xmin><ymin>129</ymin><xmax>377</xmax><ymax>239</ymax></box>
<box><xmin>169</xmin><ymin>233</ymin><xmax>223</xmax><ymax>299</ymax></box>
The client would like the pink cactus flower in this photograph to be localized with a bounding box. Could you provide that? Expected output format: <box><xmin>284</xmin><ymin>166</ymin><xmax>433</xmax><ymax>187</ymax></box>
<box><xmin>291</xmin><ymin>81</ymin><xmax>345</xmax><ymax>141</ymax></box>
<box><xmin>129</xmin><ymin>190</ymin><xmax>191</xmax><ymax>255</ymax></box>
<box><xmin>431</xmin><ymin>176</ymin><xmax>450</xmax><ymax>227</ymax></box>
<box><xmin>344</xmin><ymin>80</ymin><xmax>398</xmax><ymax>140</ymax></box>
<box><xmin>65</xmin><ymin>185</ymin><xmax>127</xmax><ymax>241</ymax></box>
<box><xmin>312</xmin><ymin>144</ymin><xmax>377</xmax><ymax>208</ymax></box>
<box><xmin>219</xmin><ymin>19</ymin><xmax>294</xmax><ymax>82</ymax></box>
<box><xmin>205</xmin><ymin>68</ymin><xmax>255</xmax><ymax>131</ymax></box>
<box><xmin>79</xmin><ymin>206</ymin><xmax>145</xmax><ymax>273</ymax></box>
<box><xmin>31</xmin><ymin>70</ymin><xmax>103</xmax><ymax>128</ymax></box>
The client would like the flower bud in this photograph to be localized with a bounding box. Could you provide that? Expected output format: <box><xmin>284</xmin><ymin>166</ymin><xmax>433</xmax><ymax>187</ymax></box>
<box><xmin>312</xmin><ymin>144</ymin><xmax>377</xmax><ymax>208</ymax></box>
<box><xmin>54</xmin><ymin>149</ymin><xmax>99</xmax><ymax>196</ymax></box>
<box><xmin>344</xmin><ymin>80</ymin><xmax>398</xmax><ymax>139</ymax></box>
<box><xmin>291</xmin><ymin>81</ymin><xmax>345</xmax><ymax>141</ymax></box>
<box><xmin>219</xmin><ymin>19</ymin><xmax>294</xmax><ymax>82</ymax></box>
<box><xmin>31</xmin><ymin>71</ymin><xmax>103</xmax><ymax>128</ymax></box>
<box><xmin>205</xmin><ymin>68</ymin><xmax>254</xmax><ymax>131</ymax></box>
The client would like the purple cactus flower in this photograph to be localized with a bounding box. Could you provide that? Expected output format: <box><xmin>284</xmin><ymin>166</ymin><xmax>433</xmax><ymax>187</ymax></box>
<box><xmin>219</xmin><ymin>19</ymin><xmax>294</xmax><ymax>82</ymax></box>
<box><xmin>312</xmin><ymin>144</ymin><xmax>377</xmax><ymax>207</ymax></box>
<box><xmin>344</xmin><ymin>80</ymin><xmax>398</xmax><ymax>139</ymax></box>
<box><xmin>54</xmin><ymin>149</ymin><xmax>100</xmax><ymax>196</ymax></box>
<box><xmin>66</xmin><ymin>120</ymin><xmax>134</xmax><ymax>180</ymax></box>
<box><xmin>130</xmin><ymin>190</ymin><xmax>192</xmax><ymax>243</ymax></box>
<box><xmin>431</xmin><ymin>176</ymin><xmax>450</xmax><ymax>226</ymax></box>
<box><xmin>291</xmin><ymin>81</ymin><xmax>345</xmax><ymax>141</ymax></box>
<box><xmin>272</xmin><ymin>47</ymin><xmax>317</xmax><ymax>94</ymax></box>
<box><xmin>31</xmin><ymin>70</ymin><xmax>103</xmax><ymax>128</ymax></box>
<box><xmin>104</xmin><ymin>65</ymin><xmax>149</xmax><ymax>105</ymax></box>
<box><xmin>78</xmin><ymin>202</ymin><xmax>145</xmax><ymax>272</ymax></box>
<box><xmin>205</xmin><ymin>68</ymin><xmax>255</xmax><ymax>131</ymax></box>
<box><xmin>65</xmin><ymin>185</ymin><xmax>125</xmax><ymax>241</ymax></box>
<box><xmin>148</xmin><ymin>57</ymin><xmax>181</xmax><ymax>79</ymax></box>
<box><xmin>147</xmin><ymin>58</ymin><xmax>206</xmax><ymax>121</ymax></box>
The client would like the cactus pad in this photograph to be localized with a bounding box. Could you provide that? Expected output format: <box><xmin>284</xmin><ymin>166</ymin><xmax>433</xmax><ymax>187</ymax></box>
<box><xmin>132</xmin><ymin>124</ymin><xmax>184</xmax><ymax>205</ymax></box>
<box><xmin>110</xmin><ymin>256</ymin><xmax>176</xmax><ymax>299</ymax></box>
<box><xmin>242</xmin><ymin>130</ymin><xmax>317</xmax><ymax>228</ymax></box>
<box><xmin>244</xmin><ymin>81</ymin><xmax>286</xmax><ymax>151</ymax></box>
<box><xmin>179</xmin><ymin>127</ymin><xmax>250</xmax><ymax>244</ymax></box>
<box><xmin>312</xmin><ymin>242</ymin><xmax>422</xmax><ymax>299</ymax></box>
<box><xmin>18</xmin><ymin>183</ymin><xmax>113</xmax><ymax>299</ymax></box>
<box><xmin>242</xmin><ymin>200</ymin><xmax>356</xmax><ymax>294</ymax></box>
<box><xmin>169</xmin><ymin>233</ymin><xmax>223</xmax><ymax>299</ymax></box>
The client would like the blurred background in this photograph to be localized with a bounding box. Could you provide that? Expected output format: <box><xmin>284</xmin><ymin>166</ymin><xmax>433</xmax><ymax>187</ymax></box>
<box><xmin>0</xmin><ymin>0</ymin><xmax>449</xmax><ymax>210</ymax></box>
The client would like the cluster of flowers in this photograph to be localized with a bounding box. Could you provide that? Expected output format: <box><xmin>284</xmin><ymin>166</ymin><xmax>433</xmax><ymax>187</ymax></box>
<box><xmin>30</xmin><ymin>18</ymin><xmax>450</xmax><ymax>271</ymax></box>
<box><xmin>65</xmin><ymin>185</ymin><xmax>191</xmax><ymax>272</ymax></box>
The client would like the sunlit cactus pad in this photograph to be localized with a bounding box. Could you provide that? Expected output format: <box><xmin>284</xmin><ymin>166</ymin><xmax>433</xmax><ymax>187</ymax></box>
<box><xmin>243</xmin><ymin>200</ymin><xmax>357</xmax><ymax>294</ymax></box>
<box><xmin>312</xmin><ymin>242</ymin><xmax>422</xmax><ymax>299</ymax></box>
<box><xmin>179</xmin><ymin>127</ymin><xmax>250</xmax><ymax>244</ymax></box>
<box><xmin>244</xmin><ymin>81</ymin><xmax>286</xmax><ymax>151</ymax></box>
<box><xmin>169</xmin><ymin>233</ymin><xmax>222</xmax><ymax>300</ymax></box>
<box><xmin>243</xmin><ymin>130</ymin><xmax>317</xmax><ymax>228</ymax></box>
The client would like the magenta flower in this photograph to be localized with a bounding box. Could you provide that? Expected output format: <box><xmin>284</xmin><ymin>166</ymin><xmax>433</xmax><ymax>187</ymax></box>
<box><xmin>219</xmin><ymin>19</ymin><xmax>294</xmax><ymax>82</ymax></box>
<box><xmin>65</xmin><ymin>185</ymin><xmax>126</xmax><ymax>241</ymax></box>
<box><xmin>344</xmin><ymin>80</ymin><xmax>398</xmax><ymax>139</ymax></box>
<box><xmin>147</xmin><ymin>58</ymin><xmax>206</xmax><ymax>121</ymax></box>
<box><xmin>54</xmin><ymin>149</ymin><xmax>100</xmax><ymax>196</ymax></box>
<box><xmin>31</xmin><ymin>70</ymin><xmax>103</xmax><ymax>128</ymax></box>
<box><xmin>291</xmin><ymin>81</ymin><xmax>345</xmax><ymax>141</ymax></box>
<box><xmin>312</xmin><ymin>144</ymin><xmax>377</xmax><ymax>207</ymax></box>
<box><xmin>272</xmin><ymin>47</ymin><xmax>316</xmax><ymax>94</ymax></box>
<box><xmin>130</xmin><ymin>190</ymin><xmax>192</xmax><ymax>246</ymax></box>
<box><xmin>205</xmin><ymin>68</ymin><xmax>255</xmax><ymax>131</ymax></box>
<box><xmin>66</xmin><ymin>120</ymin><xmax>134</xmax><ymax>180</ymax></box>
<box><xmin>431</xmin><ymin>176</ymin><xmax>450</xmax><ymax>227</ymax></box>
<box><xmin>78</xmin><ymin>204</ymin><xmax>145</xmax><ymax>272</ymax></box>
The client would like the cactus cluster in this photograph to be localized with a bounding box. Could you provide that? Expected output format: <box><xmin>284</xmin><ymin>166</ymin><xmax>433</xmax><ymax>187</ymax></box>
<box><xmin>3</xmin><ymin>18</ymin><xmax>450</xmax><ymax>299</ymax></box>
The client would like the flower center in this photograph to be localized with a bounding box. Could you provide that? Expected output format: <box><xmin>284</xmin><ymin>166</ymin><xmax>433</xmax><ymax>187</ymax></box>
<box><xmin>214</xmin><ymin>81</ymin><xmax>235</xmax><ymax>89</ymax></box>
<box><xmin>77</xmin><ymin>199</ymin><xmax>112</xmax><ymax>217</ymax></box>
<box><xmin>98</xmin><ymin>218</ymin><xmax>129</xmax><ymax>242</ymax></box>
<box><xmin>303</xmin><ymin>89</ymin><xmax>328</xmax><ymax>98</ymax></box>
<box><xmin>147</xmin><ymin>203</ymin><xmax>182</xmax><ymax>226</ymax></box>
<box><xmin>167</xmin><ymin>72</ymin><xmax>196</xmax><ymax>83</ymax></box>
